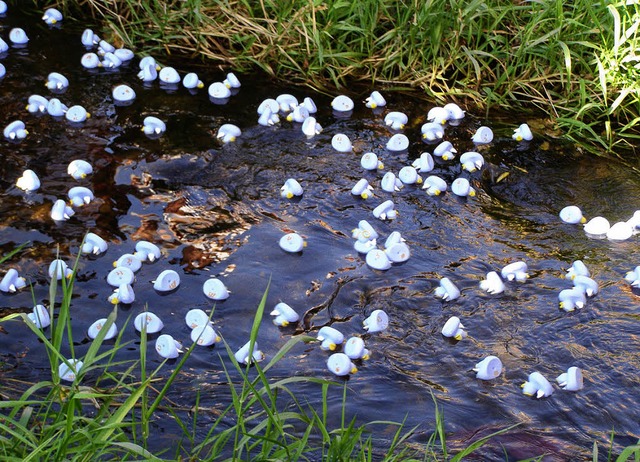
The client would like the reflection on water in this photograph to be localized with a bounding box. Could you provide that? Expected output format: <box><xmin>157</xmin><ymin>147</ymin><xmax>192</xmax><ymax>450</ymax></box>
<box><xmin>1</xmin><ymin>5</ymin><xmax>640</xmax><ymax>460</ymax></box>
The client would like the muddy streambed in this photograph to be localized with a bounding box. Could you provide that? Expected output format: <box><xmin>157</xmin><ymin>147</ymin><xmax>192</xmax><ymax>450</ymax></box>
<box><xmin>0</xmin><ymin>5</ymin><xmax>639</xmax><ymax>461</ymax></box>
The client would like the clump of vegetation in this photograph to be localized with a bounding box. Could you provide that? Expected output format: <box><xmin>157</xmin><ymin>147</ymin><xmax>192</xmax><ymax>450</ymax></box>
<box><xmin>45</xmin><ymin>0</ymin><xmax>640</xmax><ymax>156</ymax></box>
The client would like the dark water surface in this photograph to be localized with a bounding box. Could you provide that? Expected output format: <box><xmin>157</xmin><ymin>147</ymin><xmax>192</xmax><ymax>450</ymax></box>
<box><xmin>1</xmin><ymin>5</ymin><xmax>639</xmax><ymax>461</ymax></box>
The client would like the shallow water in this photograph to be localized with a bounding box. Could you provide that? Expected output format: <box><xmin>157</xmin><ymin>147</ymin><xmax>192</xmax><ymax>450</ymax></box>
<box><xmin>1</xmin><ymin>5</ymin><xmax>639</xmax><ymax>461</ymax></box>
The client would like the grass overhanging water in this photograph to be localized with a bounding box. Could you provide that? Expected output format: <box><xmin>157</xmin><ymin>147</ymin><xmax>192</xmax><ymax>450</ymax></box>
<box><xmin>36</xmin><ymin>0</ymin><xmax>640</xmax><ymax>159</ymax></box>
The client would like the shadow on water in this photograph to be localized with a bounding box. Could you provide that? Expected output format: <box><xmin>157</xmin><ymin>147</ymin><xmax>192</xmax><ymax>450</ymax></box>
<box><xmin>1</xmin><ymin>5</ymin><xmax>639</xmax><ymax>460</ymax></box>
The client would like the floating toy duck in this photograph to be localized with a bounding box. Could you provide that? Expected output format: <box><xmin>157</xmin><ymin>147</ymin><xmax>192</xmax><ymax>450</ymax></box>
<box><xmin>501</xmin><ymin>261</ymin><xmax>528</xmax><ymax>282</ymax></box>
<box><xmin>114</xmin><ymin>48</ymin><xmax>134</xmax><ymax>61</ymax></box>
<box><xmin>276</xmin><ymin>94</ymin><xmax>298</xmax><ymax>112</ymax></box>
<box><xmin>474</xmin><ymin>355</ymin><xmax>503</xmax><ymax>380</ymax></box>
<box><xmin>9</xmin><ymin>28</ymin><xmax>29</xmax><ymax>45</ymax></box>
<box><xmin>81</xmin><ymin>232</ymin><xmax>107</xmax><ymax>255</ymax></box>
<box><xmin>365</xmin><ymin>91</ymin><xmax>386</xmax><ymax>109</ymax></box>
<box><xmin>257</xmin><ymin>98</ymin><xmax>279</xmax><ymax>115</ymax></box>
<box><xmin>471</xmin><ymin>126</ymin><xmax>493</xmax><ymax>144</ymax></box>
<box><xmin>625</xmin><ymin>210</ymin><xmax>640</xmax><ymax>229</ymax></box>
<box><xmin>381</xmin><ymin>171</ymin><xmax>403</xmax><ymax>192</ymax></box>
<box><xmin>98</xmin><ymin>40</ymin><xmax>115</xmax><ymax>55</ymax></box>
<box><xmin>331</xmin><ymin>95</ymin><xmax>354</xmax><ymax>112</ymax></box>
<box><xmin>81</xmin><ymin>52</ymin><xmax>101</xmax><ymax>69</ymax></box>
<box><xmin>258</xmin><ymin>107</ymin><xmax>279</xmax><ymax>126</ymax></box>
<box><xmin>384</xmin><ymin>231</ymin><xmax>404</xmax><ymax>248</ymax></box>
<box><xmin>114</xmin><ymin>253</ymin><xmax>142</xmax><ymax>272</ymax></box>
<box><xmin>372</xmin><ymin>200</ymin><xmax>397</xmax><ymax>220</ymax></box>
<box><xmin>138</xmin><ymin>63</ymin><xmax>158</xmax><ymax>82</ymax></box>
<box><xmin>386</xmin><ymin>133</ymin><xmax>409</xmax><ymax>151</ymax></box>
<box><xmin>433</xmin><ymin>141</ymin><xmax>457</xmax><ymax>160</ymax></box>
<box><xmin>48</xmin><ymin>259</ymin><xmax>73</xmax><ymax>280</ymax></box>
<box><xmin>59</xmin><ymin>359</ymin><xmax>83</xmax><ymax>382</ymax></box>
<box><xmin>479</xmin><ymin>271</ymin><xmax>505</xmax><ymax>294</ymax></box>
<box><xmin>156</xmin><ymin>334</ymin><xmax>183</xmax><ymax>359</ymax></box>
<box><xmin>344</xmin><ymin>337</ymin><xmax>370</xmax><ymax>360</ymax></box>
<box><xmin>556</xmin><ymin>366</ymin><xmax>583</xmax><ymax>391</ymax></box>
<box><xmin>287</xmin><ymin>105</ymin><xmax>309</xmax><ymax>123</ymax></box>
<box><xmin>270</xmin><ymin>302</ymin><xmax>300</xmax><ymax>327</ymax></box>
<box><xmin>224</xmin><ymin>72</ymin><xmax>241</xmax><ymax>88</ymax></box>
<box><xmin>352</xmin><ymin>220</ymin><xmax>379</xmax><ymax>242</ymax></box>
<box><xmin>46</xmin><ymin>72</ymin><xmax>69</xmax><ymax>91</ymax></box>
<box><xmin>217</xmin><ymin>124</ymin><xmax>241</xmax><ymax>143</ymax></box>
<box><xmin>281</xmin><ymin>178</ymin><xmax>303</xmax><ymax>198</ymax></box>
<box><xmin>412</xmin><ymin>152</ymin><xmax>435</xmax><ymax>172</ymax></box>
<box><xmin>573</xmin><ymin>275</ymin><xmax>598</xmax><ymax>297</ymax></box>
<box><xmin>279</xmin><ymin>232</ymin><xmax>306</xmax><ymax>253</ymax></box>
<box><xmin>27</xmin><ymin>94</ymin><xmax>49</xmax><ymax>113</ymax></box>
<box><xmin>302</xmin><ymin>97</ymin><xmax>317</xmax><ymax>113</ymax></box>
<box><xmin>234</xmin><ymin>340</ymin><xmax>265</xmax><ymax>364</ymax></box>
<box><xmin>422</xmin><ymin>175</ymin><xmax>447</xmax><ymax>196</ymax></box>
<box><xmin>65</xmin><ymin>105</ymin><xmax>90</xmax><ymax>123</ymax></box>
<box><xmin>81</xmin><ymin>29</ymin><xmax>100</xmax><ymax>47</ymax></box>
<box><xmin>327</xmin><ymin>353</ymin><xmax>357</xmax><ymax>376</ymax></box>
<box><xmin>4</xmin><ymin>120</ymin><xmax>28</xmax><ymax>140</ymax></box>
<box><xmin>153</xmin><ymin>269</ymin><xmax>180</xmax><ymax>292</ymax></box>
<box><xmin>47</xmin><ymin>98</ymin><xmax>68</xmax><ymax>116</ymax></box>
<box><xmin>351</xmin><ymin>178</ymin><xmax>374</xmax><ymax>199</ymax></box>
<box><xmin>51</xmin><ymin>199</ymin><xmax>75</xmax><ymax>221</ymax></box>
<box><xmin>27</xmin><ymin>304</ymin><xmax>50</xmax><ymax>329</ymax></box>
<box><xmin>139</xmin><ymin>56</ymin><xmax>160</xmax><ymax>70</ymax></box>
<box><xmin>331</xmin><ymin>133</ymin><xmax>352</xmax><ymax>152</ymax></box>
<box><xmin>203</xmin><ymin>277</ymin><xmax>230</xmax><ymax>300</ymax></box>
<box><xmin>421</xmin><ymin>122</ymin><xmax>444</xmax><ymax>141</ymax></box>
<box><xmin>208</xmin><ymin>82</ymin><xmax>231</xmax><ymax>99</ymax></box>
<box><xmin>522</xmin><ymin>371</ymin><xmax>554</xmax><ymax>398</ymax></box>
<box><xmin>88</xmin><ymin>318</ymin><xmax>118</xmax><ymax>340</ymax></box>
<box><xmin>134</xmin><ymin>311</ymin><xmax>164</xmax><ymax>333</ymax></box>
<box><xmin>354</xmin><ymin>238</ymin><xmax>377</xmax><ymax>254</ymax></box>
<box><xmin>107</xmin><ymin>266</ymin><xmax>135</xmax><ymax>287</ymax></box>
<box><xmin>112</xmin><ymin>84</ymin><xmax>136</xmax><ymax>104</ymax></box>
<box><xmin>559</xmin><ymin>205</ymin><xmax>586</xmax><ymax>224</ymax></box>
<box><xmin>451</xmin><ymin>178</ymin><xmax>476</xmax><ymax>197</ymax></box>
<box><xmin>301</xmin><ymin>116</ymin><xmax>322</xmax><ymax>137</ymax></box>
<box><xmin>159</xmin><ymin>66</ymin><xmax>181</xmax><ymax>84</ymax></box>
<box><xmin>183</xmin><ymin>72</ymin><xmax>204</xmax><ymax>89</ymax></box>
<box><xmin>459</xmin><ymin>152</ymin><xmax>485</xmax><ymax>172</ymax></box>
<box><xmin>398</xmin><ymin>166</ymin><xmax>422</xmax><ymax>185</ymax></box>
<box><xmin>185</xmin><ymin>309</ymin><xmax>212</xmax><ymax>330</ymax></box>
<box><xmin>16</xmin><ymin>169</ymin><xmax>40</xmax><ymax>192</ymax></box>
<box><xmin>385</xmin><ymin>241</ymin><xmax>410</xmax><ymax>263</ymax></box>
<box><xmin>134</xmin><ymin>240</ymin><xmax>161</xmax><ymax>262</ymax></box>
<box><xmin>191</xmin><ymin>324</ymin><xmax>221</xmax><ymax>346</ymax></box>
<box><xmin>108</xmin><ymin>283</ymin><xmax>135</xmax><ymax>304</ymax></box>
<box><xmin>444</xmin><ymin>103</ymin><xmax>465</xmax><ymax>120</ymax></box>
<box><xmin>583</xmin><ymin>216</ymin><xmax>610</xmax><ymax>237</ymax></box>
<box><xmin>0</xmin><ymin>1</ymin><xmax>7</xmax><ymax>14</ymax></box>
<box><xmin>565</xmin><ymin>260</ymin><xmax>589</xmax><ymax>279</ymax></box>
<box><xmin>68</xmin><ymin>186</ymin><xmax>94</xmax><ymax>206</ymax></box>
<box><xmin>624</xmin><ymin>266</ymin><xmax>640</xmax><ymax>287</ymax></box>
<box><xmin>317</xmin><ymin>326</ymin><xmax>345</xmax><ymax>351</ymax></box>
<box><xmin>606</xmin><ymin>221</ymin><xmax>633</xmax><ymax>241</ymax></box>
<box><xmin>101</xmin><ymin>52</ymin><xmax>123</xmax><ymax>69</ymax></box>
<box><xmin>363</xmin><ymin>309</ymin><xmax>389</xmax><ymax>333</ymax></box>
<box><xmin>366</xmin><ymin>248</ymin><xmax>391</xmax><ymax>270</ymax></box>
<box><xmin>513</xmin><ymin>123</ymin><xmax>533</xmax><ymax>141</ymax></box>
<box><xmin>384</xmin><ymin>111</ymin><xmax>408</xmax><ymax>130</ymax></box>
<box><xmin>142</xmin><ymin>116</ymin><xmax>166</xmax><ymax>136</ymax></box>
<box><xmin>558</xmin><ymin>287</ymin><xmax>586</xmax><ymax>312</ymax></box>
<box><xmin>427</xmin><ymin>106</ymin><xmax>449</xmax><ymax>125</ymax></box>
<box><xmin>0</xmin><ymin>268</ymin><xmax>27</xmax><ymax>293</ymax></box>
<box><xmin>434</xmin><ymin>277</ymin><xmax>460</xmax><ymax>301</ymax></box>
<box><xmin>441</xmin><ymin>316</ymin><xmax>467</xmax><ymax>340</ymax></box>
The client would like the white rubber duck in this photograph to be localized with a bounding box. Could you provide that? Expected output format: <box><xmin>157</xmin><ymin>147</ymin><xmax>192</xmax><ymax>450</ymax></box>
<box><xmin>421</xmin><ymin>122</ymin><xmax>444</xmax><ymax>141</ymax></box>
<box><xmin>441</xmin><ymin>316</ymin><xmax>467</xmax><ymax>340</ymax></box>
<box><xmin>573</xmin><ymin>275</ymin><xmax>598</xmax><ymax>297</ymax></box>
<box><xmin>471</xmin><ymin>126</ymin><xmax>493</xmax><ymax>144</ymax></box>
<box><xmin>16</xmin><ymin>169</ymin><xmax>40</xmax><ymax>192</ymax></box>
<box><xmin>185</xmin><ymin>308</ymin><xmax>211</xmax><ymax>330</ymax></box>
<box><xmin>559</xmin><ymin>205</ymin><xmax>586</xmax><ymax>224</ymax></box>
<box><xmin>153</xmin><ymin>269</ymin><xmax>180</xmax><ymax>292</ymax></box>
<box><xmin>88</xmin><ymin>318</ymin><xmax>118</xmax><ymax>340</ymax></box>
<box><xmin>372</xmin><ymin>200</ymin><xmax>397</xmax><ymax>220</ymax></box>
<box><xmin>68</xmin><ymin>160</ymin><xmax>93</xmax><ymax>180</ymax></box>
<box><xmin>351</xmin><ymin>178</ymin><xmax>374</xmax><ymax>199</ymax></box>
<box><xmin>51</xmin><ymin>199</ymin><xmax>75</xmax><ymax>221</ymax></box>
<box><xmin>422</xmin><ymin>175</ymin><xmax>447</xmax><ymax>196</ymax></box>
<box><xmin>556</xmin><ymin>366</ymin><xmax>583</xmax><ymax>391</ymax></box>
<box><xmin>9</xmin><ymin>28</ymin><xmax>29</xmax><ymax>45</ymax></box>
<box><xmin>27</xmin><ymin>304</ymin><xmax>50</xmax><ymax>329</ymax></box>
<box><xmin>257</xmin><ymin>98</ymin><xmax>279</xmax><ymax>115</ymax></box>
<box><xmin>68</xmin><ymin>186</ymin><xmax>94</xmax><ymax>206</ymax></box>
<box><xmin>331</xmin><ymin>95</ymin><xmax>354</xmax><ymax>112</ymax></box>
<box><xmin>46</xmin><ymin>72</ymin><xmax>69</xmax><ymax>91</ymax></box>
<box><xmin>98</xmin><ymin>40</ymin><xmax>115</xmax><ymax>55</ymax></box>
<box><xmin>112</xmin><ymin>84</ymin><xmax>136</xmax><ymax>104</ymax></box>
<box><xmin>366</xmin><ymin>249</ymin><xmax>392</xmax><ymax>270</ymax></box>
<box><xmin>443</xmin><ymin>103</ymin><xmax>465</xmax><ymax>120</ymax></box>
<box><xmin>501</xmin><ymin>261</ymin><xmax>528</xmax><ymax>282</ymax></box>
<box><xmin>301</xmin><ymin>117</ymin><xmax>322</xmax><ymax>137</ymax></box>
<box><xmin>281</xmin><ymin>178</ymin><xmax>303</xmax><ymax>198</ymax></box>
<box><xmin>286</xmin><ymin>105</ymin><xmax>309</xmax><ymax>123</ymax></box>
<box><xmin>522</xmin><ymin>371</ymin><xmax>554</xmax><ymax>398</ymax></box>
<box><xmin>354</xmin><ymin>239</ymin><xmax>377</xmax><ymax>254</ymax></box>
<box><xmin>223</xmin><ymin>72</ymin><xmax>241</xmax><ymax>88</ymax></box>
<box><xmin>156</xmin><ymin>334</ymin><xmax>183</xmax><ymax>359</ymax></box>
<box><xmin>583</xmin><ymin>216</ymin><xmax>610</xmax><ymax>237</ymax></box>
<box><xmin>107</xmin><ymin>266</ymin><xmax>135</xmax><ymax>287</ymax></box>
<box><xmin>479</xmin><ymin>271</ymin><xmax>505</xmax><ymax>294</ymax></box>
<box><xmin>217</xmin><ymin>124</ymin><xmax>241</xmax><ymax>143</ymax></box>
<box><xmin>81</xmin><ymin>53</ymin><xmax>101</xmax><ymax>69</ymax></box>
<box><xmin>606</xmin><ymin>221</ymin><xmax>633</xmax><ymax>241</ymax></box>
<box><xmin>0</xmin><ymin>268</ymin><xmax>26</xmax><ymax>293</ymax></box>
<box><xmin>159</xmin><ymin>66</ymin><xmax>181</xmax><ymax>84</ymax></box>
<box><xmin>42</xmin><ymin>8</ymin><xmax>63</xmax><ymax>24</ymax></box>
<box><xmin>65</xmin><ymin>105</ymin><xmax>90</xmax><ymax>123</ymax></box>
<box><xmin>363</xmin><ymin>309</ymin><xmax>389</xmax><ymax>333</ymax></box>
<box><xmin>134</xmin><ymin>311</ymin><xmax>164</xmax><ymax>333</ymax></box>
<box><xmin>384</xmin><ymin>231</ymin><xmax>404</xmax><ymax>248</ymax></box>
<box><xmin>276</xmin><ymin>94</ymin><xmax>298</xmax><ymax>112</ymax></box>
<box><xmin>624</xmin><ymin>266</ymin><xmax>640</xmax><ymax>287</ymax></box>
<box><xmin>365</xmin><ymin>91</ymin><xmax>386</xmax><ymax>109</ymax></box>
<box><xmin>4</xmin><ymin>120</ymin><xmax>28</xmax><ymax>140</ymax></box>
<box><xmin>234</xmin><ymin>340</ymin><xmax>265</xmax><ymax>364</ymax></box>
<box><xmin>474</xmin><ymin>356</ymin><xmax>503</xmax><ymax>380</ymax></box>
<box><xmin>279</xmin><ymin>233</ymin><xmax>306</xmax><ymax>252</ymax></box>
<box><xmin>47</xmin><ymin>98</ymin><xmax>68</xmax><ymax>116</ymax></box>
<box><xmin>258</xmin><ymin>107</ymin><xmax>279</xmax><ymax>126</ymax></box>
<box><xmin>101</xmin><ymin>52</ymin><xmax>123</xmax><ymax>69</ymax></box>
<box><xmin>301</xmin><ymin>97</ymin><xmax>317</xmax><ymax>113</ymax></box>
<box><xmin>270</xmin><ymin>302</ymin><xmax>300</xmax><ymax>327</ymax></box>
<box><xmin>344</xmin><ymin>337</ymin><xmax>370</xmax><ymax>360</ymax></box>
<box><xmin>81</xmin><ymin>29</ymin><xmax>100</xmax><ymax>47</ymax></box>
<box><xmin>381</xmin><ymin>171</ymin><xmax>403</xmax><ymax>192</ymax></box>
<box><xmin>317</xmin><ymin>326</ymin><xmax>345</xmax><ymax>351</ymax></box>
<box><xmin>331</xmin><ymin>133</ymin><xmax>352</xmax><ymax>152</ymax></box>
<box><xmin>451</xmin><ymin>178</ymin><xmax>476</xmax><ymax>197</ymax></box>
<box><xmin>142</xmin><ymin>116</ymin><xmax>166</xmax><ymax>136</ymax></box>
<box><xmin>327</xmin><ymin>353</ymin><xmax>357</xmax><ymax>376</ymax></box>
<box><xmin>565</xmin><ymin>260</ymin><xmax>589</xmax><ymax>279</ymax></box>
<box><xmin>114</xmin><ymin>49</ymin><xmax>134</xmax><ymax>61</ymax></box>
<box><xmin>0</xmin><ymin>1</ymin><xmax>6</xmax><ymax>14</ymax></box>
<box><xmin>412</xmin><ymin>152</ymin><xmax>435</xmax><ymax>173</ymax></box>
<box><xmin>427</xmin><ymin>106</ymin><xmax>449</xmax><ymax>125</ymax></box>
<box><xmin>191</xmin><ymin>324</ymin><xmax>221</xmax><ymax>346</ymax></box>
<box><xmin>108</xmin><ymin>283</ymin><xmax>135</xmax><ymax>304</ymax></box>
<box><xmin>433</xmin><ymin>141</ymin><xmax>457</xmax><ymax>160</ymax></box>
<box><xmin>434</xmin><ymin>277</ymin><xmax>460</xmax><ymax>301</ymax></box>
<box><xmin>385</xmin><ymin>240</ymin><xmax>410</xmax><ymax>263</ymax></box>
<box><xmin>138</xmin><ymin>63</ymin><xmax>158</xmax><ymax>82</ymax></box>
<box><xmin>558</xmin><ymin>287</ymin><xmax>586</xmax><ymax>312</ymax></box>
<box><xmin>387</xmin><ymin>133</ymin><xmax>409</xmax><ymax>151</ymax></box>
<box><xmin>182</xmin><ymin>72</ymin><xmax>204</xmax><ymax>89</ymax></box>
<box><xmin>460</xmin><ymin>151</ymin><xmax>485</xmax><ymax>172</ymax></box>
<box><xmin>384</xmin><ymin>111</ymin><xmax>408</xmax><ymax>130</ymax></box>
<box><xmin>27</xmin><ymin>94</ymin><xmax>49</xmax><ymax>113</ymax></box>
<box><xmin>352</xmin><ymin>220</ymin><xmax>379</xmax><ymax>242</ymax></box>
<box><xmin>202</xmin><ymin>278</ymin><xmax>230</xmax><ymax>300</ymax></box>
<box><xmin>48</xmin><ymin>259</ymin><xmax>73</xmax><ymax>280</ymax></box>
<box><xmin>398</xmin><ymin>166</ymin><xmax>422</xmax><ymax>185</ymax></box>
<box><xmin>513</xmin><ymin>123</ymin><xmax>533</xmax><ymax>141</ymax></box>
<box><xmin>134</xmin><ymin>241</ymin><xmax>161</xmax><ymax>262</ymax></box>
<box><xmin>114</xmin><ymin>253</ymin><xmax>143</xmax><ymax>273</ymax></box>
<box><xmin>59</xmin><ymin>359</ymin><xmax>83</xmax><ymax>382</ymax></box>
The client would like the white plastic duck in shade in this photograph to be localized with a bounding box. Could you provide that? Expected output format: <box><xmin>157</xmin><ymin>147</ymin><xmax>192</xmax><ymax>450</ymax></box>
<box><xmin>474</xmin><ymin>356</ymin><xmax>503</xmax><ymax>380</ymax></box>
<box><xmin>522</xmin><ymin>371</ymin><xmax>554</xmax><ymax>398</ymax></box>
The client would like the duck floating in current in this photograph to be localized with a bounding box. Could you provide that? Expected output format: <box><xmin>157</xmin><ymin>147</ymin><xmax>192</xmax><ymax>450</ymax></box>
<box><xmin>81</xmin><ymin>29</ymin><xmax>100</xmax><ymax>47</ymax></box>
<box><xmin>27</xmin><ymin>304</ymin><xmax>50</xmax><ymax>329</ymax></box>
<box><xmin>258</xmin><ymin>107</ymin><xmax>279</xmax><ymax>126</ymax></box>
<box><xmin>276</xmin><ymin>94</ymin><xmax>298</xmax><ymax>112</ymax></box>
<box><xmin>427</xmin><ymin>106</ymin><xmax>449</xmax><ymax>125</ymax></box>
<box><xmin>27</xmin><ymin>94</ymin><xmax>49</xmax><ymax>114</ymax></box>
<box><xmin>47</xmin><ymin>98</ymin><xmax>68</xmax><ymax>116</ymax></box>
<box><xmin>4</xmin><ymin>120</ymin><xmax>28</xmax><ymax>140</ymax></box>
<box><xmin>556</xmin><ymin>366</ymin><xmax>583</xmax><ymax>391</ymax></box>
<box><xmin>46</xmin><ymin>72</ymin><xmax>69</xmax><ymax>91</ymax></box>
<box><xmin>134</xmin><ymin>311</ymin><xmax>164</xmax><ymax>334</ymax></box>
<box><xmin>559</xmin><ymin>205</ymin><xmax>586</xmax><ymax>224</ymax></box>
<box><xmin>412</xmin><ymin>152</ymin><xmax>435</xmax><ymax>173</ymax></box>
<box><xmin>223</xmin><ymin>72</ymin><xmax>241</xmax><ymax>89</ymax></box>
<box><xmin>101</xmin><ymin>52</ymin><xmax>123</xmax><ymax>69</ymax></box>
<box><xmin>444</xmin><ymin>103</ymin><xmax>465</xmax><ymax>120</ymax></box>
<box><xmin>68</xmin><ymin>159</ymin><xmax>93</xmax><ymax>180</ymax></box>
<box><xmin>88</xmin><ymin>318</ymin><xmax>118</xmax><ymax>340</ymax></box>
<box><xmin>384</xmin><ymin>111</ymin><xmax>408</xmax><ymax>130</ymax></box>
<box><xmin>572</xmin><ymin>274</ymin><xmax>598</xmax><ymax>297</ymax></box>
<box><xmin>202</xmin><ymin>277</ymin><xmax>230</xmax><ymax>300</ymax></box>
<box><xmin>68</xmin><ymin>186</ymin><xmax>94</xmax><ymax>206</ymax></box>
<box><xmin>81</xmin><ymin>52</ymin><xmax>101</xmax><ymax>69</ymax></box>
<box><xmin>421</xmin><ymin>122</ymin><xmax>444</xmax><ymax>141</ymax></box>
<box><xmin>352</xmin><ymin>219</ymin><xmax>379</xmax><ymax>242</ymax></box>
<box><xmin>366</xmin><ymin>248</ymin><xmax>391</xmax><ymax>270</ymax></box>
<box><xmin>59</xmin><ymin>359</ymin><xmax>83</xmax><ymax>382</ymax></box>
<box><xmin>459</xmin><ymin>152</ymin><xmax>485</xmax><ymax>172</ymax></box>
<box><xmin>434</xmin><ymin>277</ymin><xmax>460</xmax><ymax>301</ymax></box>
<box><xmin>281</xmin><ymin>178</ymin><xmax>303</xmax><ymax>198</ymax></box>
<box><xmin>301</xmin><ymin>117</ymin><xmax>322</xmax><ymax>137</ymax></box>
<box><xmin>301</xmin><ymin>97</ymin><xmax>317</xmax><ymax>113</ymax></box>
<box><xmin>107</xmin><ymin>266</ymin><xmax>135</xmax><ymax>287</ymax></box>
<box><xmin>138</xmin><ymin>63</ymin><xmax>158</xmax><ymax>82</ymax></box>
<box><xmin>191</xmin><ymin>324</ymin><xmax>221</xmax><ymax>346</ymax></box>
<box><xmin>479</xmin><ymin>271</ymin><xmax>505</xmax><ymax>294</ymax></box>
<box><xmin>365</xmin><ymin>91</ymin><xmax>386</xmax><ymax>109</ymax></box>
<box><xmin>65</xmin><ymin>105</ymin><xmax>90</xmax><ymax>123</ymax></box>
<box><xmin>433</xmin><ymin>141</ymin><xmax>457</xmax><ymax>160</ymax></box>
<box><xmin>234</xmin><ymin>340</ymin><xmax>265</xmax><ymax>365</ymax></box>
<box><xmin>381</xmin><ymin>171</ymin><xmax>403</xmax><ymax>193</ymax></box>
<box><xmin>565</xmin><ymin>260</ymin><xmax>589</xmax><ymax>279</ymax></box>
<box><xmin>501</xmin><ymin>261</ymin><xmax>528</xmax><ymax>282</ymax></box>
<box><xmin>48</xmin><ymin>259</ymin><xmax>73</xmax><ymax>280</ymax></box>
<box><xmin>270</xmin><ymin>302</ymin><xmax>300</xmax><ymax>327</ymax></box>
<box><xmin>9</xmin><ymin>28</ymin><xmax>29</xmax><ymax>45</ymax></box>
<box><xmin>327</xmin><ymin>353</ymin><xmax>357</xmax><ymax>376</ymax></box>
<box><xmin>474</xmin><ymin>355</ymin><xmax>503</xmax><ymax>380</ymax></box>
<box><xmin>182</xmin><ymin>72</ymin><xmax>204</xmax><ymax>89</ymax></box>
<box><xmin>372</xmin><ymin>200</ymin><xmax>397</xmax><ymax>220</ymax></box>
<box><xmin>513</xmin><ymin>123</ymin><xmax>533</xmax><ymax>141</ymax></box>
<box><xmin>624</xmin><ymin>266</ymin><xmax>640</xmax><ymax>287</ymax></box>
<box><xmin>583</xmin><ymin>216</ymin><xmax>610</xmax><ymax>238</ymax></box>
<box><xmin>108</xmin><ymin>283</ymin><xmax>135</xmax><ymax>304</ymax></box>
<box><xmin>471</xmin><ymin>126</ymin><xmax>493</xmax><ymax>144</ymax></box>
<box><xmin>441</xmin><ymin>316</ymin><xmax>467</xmax><ymax>340</ymax></box>
<box><xmin>51</xmin><ymin>199</ymin><xmax>75</xmax><ymax>221</ymax></box>
<box><xmin>98</xmin><ymin>40</ymin><xmax>115</xmax><ymax>55</ymax></box>
<box><xmin>156</xmin><ymin>334</ymin><xmax>183</xmax><ymax>359</ymax></box>
<box><xmin>158</xmin><ymin>66</ymin><xmax>181</xmax><ymax>85</ymax></box>
<box><xmin>385</xmin><ymin>239</ymin><xmax>410</xmax><ymax>263</ymax></box>
<box><xmin>216</xmin><ymin>124</ymin><xmax>241</xmax><ymax>143</ymax></box>
<box><xmin>153</xmin><ymin>269</ymin><xmax>180</xmax><ymax>292</ymax></box>
<box><xmin>317</xmin><ymin>326</ymin><xmax>345</xmax><ymax>351</ymax></box>
<box><xmin>0</xmin><ymin>268</ymin><xmax>27</xmax><ymax>293</ymax></box>
<box><xmin>606</xmin><ymin>221</ymin><xmax>633</xmax><ymax>241</ymax></box>
<box><xmin>114</xmin><ymin>254</ymin><xmax>142</xmax><ymax>273</ymax></box>
<box><xmin>331</xmin><ymin>95</ymin><xmax>354</xmax><ymax>113</ymax></box>
<box><xmin>331</xmin><ymin>133</ymin><xmax>352</xmax><ymax>152</ymax></box>
<box><xmin>398</xmin><ymin>166</ymin><xmax>422</xmax><ymax>185</ymax></box>
<box><xmin>16</xmin><ymin>169</ymin><xmax>40</xmax><ymax>192</ymax></box>
<box><xmin>363</xmin><ymin>309</ymin><xmax>389</xmax><ymax>333</ymax></box>
<box><xmin>422</xmin><ymin>175</ymin><xmax>447</xmax><ymax>196</ymax></box>
<box><xmin>112</xmin><ymin>84</ymin><xmax>136</xmax><ymax>104</ymax></box>
<box><xmin>558</xmin><ymin>287</ymin><xmax>586</xmax><ymax>312</ymax></box>
<box><xmin>451</xmin><ymin>178</ymin><xmax>476</xmax><ymax>197</ymax></box>
<box><xmin>279</xmin><ymin>232</ymin><xmax>306</xmax><ymax>253</ymax></box>
<box><xmin>185</xmin><ymin>308</ymin><xmax>212</xmax><ymax>330</ymax></box>
<box><xmin>286</xmin><ymin>105</ymin><xmax>309</xmax><ymax>123</ymax></box>
<box><xmin>344</xmin><ymin>337</ymin><xmax>370</xmax><ymax>360</ymax></box>
<box><xmin>351</xmin><ymin>178</ymin><xmax>374</xmax><ymax>199</ymax></box>
<box><xmin>386</xmin><ymin>133</ymin><xmax>409</xmax><ymax>151</ymax></box>
<box><xmin>142</xmin><ymin>116</ymin><xmax>166</xmax><ymax>136</ymax></box>
<box><xmin>522</xmin><ymin>371</ymin><xmax>554</xmax><ymax>398</ymax></box>
<box><xmin>134</xmin><ymin>240</ymin><xmax>161</xmax><ymax>262</ymax></box>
